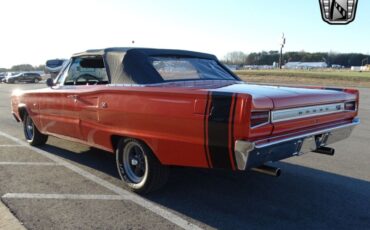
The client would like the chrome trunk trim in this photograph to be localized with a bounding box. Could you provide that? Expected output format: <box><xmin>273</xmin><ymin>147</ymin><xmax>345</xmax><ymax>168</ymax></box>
<box><xmin>271</xmin><ymin>103</ymin><xmax>346</xmax><ymax>123</ymax></box>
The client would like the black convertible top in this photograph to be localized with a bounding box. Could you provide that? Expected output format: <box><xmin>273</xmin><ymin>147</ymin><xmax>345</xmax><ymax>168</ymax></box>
<box><xmin>72</xmin><ymin>48</ymin><xmax>237</xmax><ymax>84</ymax></box>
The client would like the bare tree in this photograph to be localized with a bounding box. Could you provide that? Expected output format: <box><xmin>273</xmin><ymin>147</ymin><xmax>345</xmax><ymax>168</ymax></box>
<box><xmin>223</xmin><ymin>51</ymin><xmax>247</xmax><ymax>65</ymax></box>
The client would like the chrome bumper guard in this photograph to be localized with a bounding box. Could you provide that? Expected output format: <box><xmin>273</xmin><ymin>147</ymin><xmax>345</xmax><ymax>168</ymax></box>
<box><xmin>234</xmin><ymin>118</ymin><xmax>360</xmax><ymax>171</ymax></box>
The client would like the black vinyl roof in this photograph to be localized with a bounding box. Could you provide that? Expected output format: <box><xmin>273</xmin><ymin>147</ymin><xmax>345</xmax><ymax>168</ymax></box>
<box><xmin>72</xmin><ymin>47</ymin><xmax>217</xmax><ymax>59</ymax></box>
<box><xmin>72</xmin><ymin>47</ymin><xmax>234</xmax><ymax>84</ymax></box>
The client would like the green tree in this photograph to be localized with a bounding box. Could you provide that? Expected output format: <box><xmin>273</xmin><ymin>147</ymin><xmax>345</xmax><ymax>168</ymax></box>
<box><xmin>34</xmin><ymin>65</ymin><xmax>46</xmax><ymax>71</ymax></box>
<box><xmin>10</xmin><ymin>64</ymin><xmax>35</xmax><ymax>71</ymax></box>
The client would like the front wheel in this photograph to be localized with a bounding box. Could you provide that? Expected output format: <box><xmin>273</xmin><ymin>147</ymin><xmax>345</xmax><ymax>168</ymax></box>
<box><xmin>116</xmin><ymin>138</ymin><xmax>169</xmax><ymax>194</ymax></box>
<box><xmin>23</xmin><ymin>113</ymin><xmax>48</xmax><ymax>146</ymax></box>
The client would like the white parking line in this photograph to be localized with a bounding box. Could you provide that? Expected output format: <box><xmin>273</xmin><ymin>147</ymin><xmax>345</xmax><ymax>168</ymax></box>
<box><xmin>0</xmin><ymin>131</ymin><xmax>203</xmax><ymax>230</ymax></box>
<box><xmin>3</xmin><ymin>193</ymin><xmax>126</xmax><ymax>201</ymax></box>
<box><xmin>0</xmin><ymin>162</ymin><xmax>59</xmax><ymax>166</ymax></box>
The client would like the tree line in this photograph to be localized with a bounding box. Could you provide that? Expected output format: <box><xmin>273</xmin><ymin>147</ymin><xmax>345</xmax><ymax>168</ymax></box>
<box><xmin>0</xmin><ymin>64</ymin><xmax>45</xmax><ymax>73</ymax></box>
<box><xmin>2</xmin><ymin>52</ymin><xmax>369</xmax><ymax>72</ymax></box>
<box><xmin>222</xmin><ymin>51</ymin><xmax>370</xmax><ymax>67</ymax></box>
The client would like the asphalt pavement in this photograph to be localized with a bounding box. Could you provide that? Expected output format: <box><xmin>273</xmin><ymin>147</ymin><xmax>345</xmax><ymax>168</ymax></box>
<box><xmin>0</xmin><ymin>83</ymin><xmax>369</xmax><ymax>230</ymax></box>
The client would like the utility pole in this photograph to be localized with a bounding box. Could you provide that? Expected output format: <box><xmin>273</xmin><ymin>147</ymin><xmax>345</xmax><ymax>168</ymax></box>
<box><xmin>279</xmin><ymin>33</ymin><xmax>286</xmax><ymax>69</ymax></box>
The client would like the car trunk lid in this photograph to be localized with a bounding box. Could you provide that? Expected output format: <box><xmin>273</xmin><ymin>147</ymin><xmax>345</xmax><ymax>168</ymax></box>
<box><xmin>213</xmin><ymin>83</ymin><xmax>358</xmax><ymax>136</ymax></box>
<box><xmin>213</xmin><ymin>83</ymin><xmax>356</xmax><ymax>109</ymax></box>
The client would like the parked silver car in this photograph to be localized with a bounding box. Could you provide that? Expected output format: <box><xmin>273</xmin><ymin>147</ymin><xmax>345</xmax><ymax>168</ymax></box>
<box><xmin>6</xmin><ymin>72</ymin><xmax>42</xmax><ymax>84</ymax></box>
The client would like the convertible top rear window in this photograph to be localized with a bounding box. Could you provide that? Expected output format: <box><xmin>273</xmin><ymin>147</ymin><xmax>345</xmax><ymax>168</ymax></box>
<box><xmin>150</xmin><ymin>57</ymin><xmax>236</xmax><ymax>82</ymax></box>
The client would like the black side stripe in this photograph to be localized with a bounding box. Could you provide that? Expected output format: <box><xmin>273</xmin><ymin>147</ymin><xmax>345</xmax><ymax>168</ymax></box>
<box><xmin>207</xmin><ymin>92</ymin><xmax>234</xmax><ymax>169</ymax></box>
<box><xmin>203</xmin><ymin>92</ymin><xmax>211</xmax><ymax>168</ymax></box>
<box><xmin>230</xmin><ymin>94</ymin><xmax>238</xmax><ymax>168</ymax></box>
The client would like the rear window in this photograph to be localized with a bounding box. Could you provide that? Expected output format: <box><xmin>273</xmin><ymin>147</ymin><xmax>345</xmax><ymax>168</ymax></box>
<box><xmin>150</xmin><ymin>57</ymin><xmax>236</xmax><ymax>81</ymax></box>
<box><xmin>28</xmin><ymin>73</ymin><xmax>40</xmax><ymax>76</ymax></box>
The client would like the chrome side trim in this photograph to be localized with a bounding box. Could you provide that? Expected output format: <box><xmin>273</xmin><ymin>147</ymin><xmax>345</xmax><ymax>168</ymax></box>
<box><xmin>271</xmin><ymin>103</ymin><xmax>345</xmax><ymax>123</ymax></box>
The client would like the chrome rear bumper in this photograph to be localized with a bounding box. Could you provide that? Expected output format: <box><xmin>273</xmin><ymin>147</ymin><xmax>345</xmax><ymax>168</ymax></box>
<box><xmin>234</xmin><ymin>118</ymin><xmax>360</xmax><ymax>171</ymax></box>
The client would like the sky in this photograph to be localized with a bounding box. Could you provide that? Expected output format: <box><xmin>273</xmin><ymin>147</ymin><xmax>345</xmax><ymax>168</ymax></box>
<box><xmin>0</xmin><ymin>0</ymin><xmax>369</xmax><ymax>68</ymax></box>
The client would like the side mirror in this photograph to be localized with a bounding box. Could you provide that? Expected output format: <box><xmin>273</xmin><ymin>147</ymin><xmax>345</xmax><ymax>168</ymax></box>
<box><xmin>46</xmin><ymin>78</ymin><xmax>55</xmax><ymax>88</ymax></box>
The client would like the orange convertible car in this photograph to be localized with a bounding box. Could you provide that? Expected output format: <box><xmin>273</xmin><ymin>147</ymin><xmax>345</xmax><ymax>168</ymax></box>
<box><xmin>11</xmin><ymin>48</ymin><xmax>359</xmax><ymax>193</ymax></box>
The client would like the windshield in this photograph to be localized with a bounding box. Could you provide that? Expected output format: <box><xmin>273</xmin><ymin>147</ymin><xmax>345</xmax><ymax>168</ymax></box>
<box><xmin>7</xmin><ymin>72</ymin><xmax>20</xmax><ymax>77</ymax></box>
<box><xmin>6</xmin><ymin>72</ymin><xmax>18</xmax><ymax>77</ymax></box>
<box><xmin>150</xmin><ymin>57</ymin><xmax>236</xmax><ymax>82</ymax></box>
<box><xmin>63</xmin><ymin>57</ymin><xmax>109</xmax><ymax>85</ymax></box>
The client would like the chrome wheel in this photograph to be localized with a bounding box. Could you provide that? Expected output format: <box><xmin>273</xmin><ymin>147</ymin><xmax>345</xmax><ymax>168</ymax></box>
<box><xmin>22</xmin><ymin>113</ymin><xmax>48</xmax><ymax>146</ymax></box>
<box><xmin>122</xmin><ymin>142</ymin><xmax>147</xmax><ymax>183</ymax></box>
<box><xmin>116</xmin><ymin>138</ymin><xmax>169</xmax><ymax>193</ymax></box>
<box><xmin>24</xmin><ymin>115</ymin><xmax>34</xmax><ymax>140</ymax></box>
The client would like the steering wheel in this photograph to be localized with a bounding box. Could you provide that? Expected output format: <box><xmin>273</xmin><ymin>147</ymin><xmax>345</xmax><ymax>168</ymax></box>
<box><xmin>74</xmin><ymin>74</ymin><xmax>100</xmax><ymax>85</ymax></box>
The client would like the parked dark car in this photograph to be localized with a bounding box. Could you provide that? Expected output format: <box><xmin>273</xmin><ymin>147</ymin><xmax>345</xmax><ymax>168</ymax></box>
<box><xmin>0</xmin><ymin>72</ymin><xmax>6</xmax><ymax>82</ymax></box>
<box><xmin>6</xmin><ymin>72</ymin><xmax>42</xmax><ymax>84</ymax></box>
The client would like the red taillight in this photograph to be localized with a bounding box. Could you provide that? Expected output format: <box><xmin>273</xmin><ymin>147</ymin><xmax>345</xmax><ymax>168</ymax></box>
<box><xmin>344</xmin><ymin>101</ymin><xmax>356</xmax><ymax>111</ymax></box>
<box><xmin>251</xmin><ymin>111</ymin><xmax>270</xmax><ymax>127</ymax></box>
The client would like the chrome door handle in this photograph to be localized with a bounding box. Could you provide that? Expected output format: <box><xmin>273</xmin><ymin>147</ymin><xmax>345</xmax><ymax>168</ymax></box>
<box><xmin>67</xmin><ymin>95</ymin><xmax>79</xmax><ymax>100</ymax></box>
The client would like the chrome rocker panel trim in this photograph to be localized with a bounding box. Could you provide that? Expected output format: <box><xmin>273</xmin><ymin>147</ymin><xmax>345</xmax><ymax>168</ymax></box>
<box><xmin>234</xmin><ymin>118</ymin><xmax>360</xmax><ymax>171</ymax></box>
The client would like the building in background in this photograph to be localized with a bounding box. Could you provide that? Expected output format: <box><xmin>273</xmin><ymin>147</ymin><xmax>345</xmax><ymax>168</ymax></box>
<box><xmin>283</xmin><ymin>62</ymin><xmax>328</xmax><ymax>69</ymax></box>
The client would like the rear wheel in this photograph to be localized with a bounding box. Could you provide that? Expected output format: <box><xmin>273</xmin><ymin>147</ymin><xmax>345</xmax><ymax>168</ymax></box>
<box><xmin>23</xmin><ymin>113</ymin><xmax>48</xmax><ymax>146</ymax></box>
<box><xmin>116</xmin><ymin>138</ymin><xmax>169</xmax><ymax>194</ymax></box>
<box><xmin>14</xmin><ymin>80</ymin><xmax>19</xmax><ymax>84</ymax></box>
<box><xmin>34</xmin><ymin>78</ymin><xmax>39</xmax><ymax>83</ymax></box>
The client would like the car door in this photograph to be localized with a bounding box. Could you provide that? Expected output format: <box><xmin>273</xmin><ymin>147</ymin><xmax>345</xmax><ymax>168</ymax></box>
<box><xmin>72</xmin><ymin>56</ymin><xmax>110</xmax><ymax>144</ymax></box>
<box><xmin>38</xmin><ymin>61</ymin><xmax>82</xmax><ymax>140</ymax></box>
<box><xmin>24</xmin><ymin>73</ymin><xmax>31</xmax><ymax>82</ymax></box>
<box><xmin>23</xmin><ymin>73</ymin><xmax>29</xmax><ymax>82</ymax></box>
<box><xmin>17</xmin><ymin>73</ymin><xmax>23</xmax><ymax>82</ymax></box>
<box><xmin>27</xmin><ymin>73</ymin><xmax>35</xmax><ymax>82</ymax></box>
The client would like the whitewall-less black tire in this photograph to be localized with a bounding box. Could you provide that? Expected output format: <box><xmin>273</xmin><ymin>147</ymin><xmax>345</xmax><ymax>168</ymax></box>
<box><xmin>23</xmin><ymin>113</ymin><xmax>48</xmax><ymax>146</ymax></box>
<box><xmin>116</xmin><ymin>138</ymin><xmax>169</xmax><ymax>194</ymax></box>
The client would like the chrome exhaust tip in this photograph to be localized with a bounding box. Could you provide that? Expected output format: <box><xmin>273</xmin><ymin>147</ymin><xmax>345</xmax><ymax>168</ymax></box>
<box><xmin>251</xmin><ymin>165</ymin><xmax>281</xmax><ymax>177</ymax></box>
<box><xmin>313</xmin><ymin>147</ymin><xmax>335</xmax><ymax>156</ymax></box>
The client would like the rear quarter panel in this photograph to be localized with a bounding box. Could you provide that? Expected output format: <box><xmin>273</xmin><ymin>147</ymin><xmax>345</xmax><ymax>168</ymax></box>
<box><xmin>81</xmin><ymin>88</ymin><xmax>211</xmax><ymax>168</ymax></box>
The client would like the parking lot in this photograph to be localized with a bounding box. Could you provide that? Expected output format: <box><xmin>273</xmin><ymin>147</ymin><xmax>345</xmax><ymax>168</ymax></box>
<box><xmin>0</xmin><ymin>83</ymin><xmax>369</xmax><ymax>230</ymax></box>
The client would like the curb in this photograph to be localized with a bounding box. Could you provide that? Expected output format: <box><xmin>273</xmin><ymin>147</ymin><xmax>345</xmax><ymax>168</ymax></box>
<box><xmin>0</xmin><ymin>200</ymin><xmax>26</xmax><ymax>230</ymax></box>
